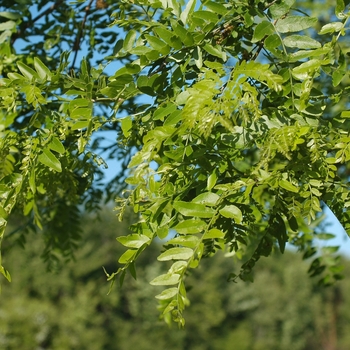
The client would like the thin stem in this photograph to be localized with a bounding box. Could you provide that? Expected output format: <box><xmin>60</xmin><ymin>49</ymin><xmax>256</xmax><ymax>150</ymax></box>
<box><xmin>70</xmin><ymin>0</ymin><xmax>94</xmax><ymax>71</ymax></box>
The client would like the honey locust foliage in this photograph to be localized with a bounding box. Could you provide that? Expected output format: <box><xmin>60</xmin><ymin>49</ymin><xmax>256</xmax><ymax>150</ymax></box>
<box><xmin>1</xmin><ymin>0</ymin><xmax>350</xmax><ymax>325</ymax></box>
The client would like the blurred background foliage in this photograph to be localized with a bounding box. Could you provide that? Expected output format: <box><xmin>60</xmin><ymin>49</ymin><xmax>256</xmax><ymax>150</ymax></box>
<box><xmin>1</xmin><ymin>208</ymin><xmax>350</xmax><ymax>350</ymax></box>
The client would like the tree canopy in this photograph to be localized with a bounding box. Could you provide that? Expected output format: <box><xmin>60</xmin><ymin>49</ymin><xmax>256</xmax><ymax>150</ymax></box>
<box><xmin>1</xmin><ymin>0</ymin><xmax>350</xmax><ymax>325</ymax></box>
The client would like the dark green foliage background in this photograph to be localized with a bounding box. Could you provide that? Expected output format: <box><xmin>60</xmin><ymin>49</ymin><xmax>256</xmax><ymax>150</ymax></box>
<box><xmin>1</xmin><ymin>210</ymin><xmax>350</xmax><ymax>350</ymax></box>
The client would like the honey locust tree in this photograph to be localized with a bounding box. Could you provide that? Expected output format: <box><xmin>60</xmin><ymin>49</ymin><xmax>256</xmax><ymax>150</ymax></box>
<box><xmin>1</xmin><ymin>0</ymin><xmax>350</xmax><ymax>325</ymax></box>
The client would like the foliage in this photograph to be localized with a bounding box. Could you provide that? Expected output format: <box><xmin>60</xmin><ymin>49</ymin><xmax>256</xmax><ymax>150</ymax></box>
<box><xmin>1</xmin><ymin>0</ymin><xmax>350</xmax><ymax>325</ymax></box>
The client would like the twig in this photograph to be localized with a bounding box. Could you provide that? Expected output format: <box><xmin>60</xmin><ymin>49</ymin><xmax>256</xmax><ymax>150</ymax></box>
<box><xmin>70</xmin><ymin>0</ymin><xmax>95</xmax><ymax>71</ymax></box>
<box><xmin>11</xmin><ymin>0</ymin><xmax>64</xmax><ymax>44</ymax></box>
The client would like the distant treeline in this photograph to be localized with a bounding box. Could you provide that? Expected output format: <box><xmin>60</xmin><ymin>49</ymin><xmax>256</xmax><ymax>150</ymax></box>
<box><xmin>1</xmin><ymin>210</ymin><xmax>350</xmax><ymax>350</ymax></box>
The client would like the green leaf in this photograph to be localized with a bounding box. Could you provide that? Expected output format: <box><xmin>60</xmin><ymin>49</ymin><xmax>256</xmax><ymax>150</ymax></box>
<box><xmin>193</xmin><ymin>46</ymin><xmax>202</xmax><ymax>69</ymax></box>
<box><xmin>318</xmin><ymin>22</ymin><xmax>343</xmax><ymax>35</ymax></box>
<box><xmin>17</xmin><ymin>61</ymin><xmax>40</xmax><ymax>80</ymax></box>
<box><xmin>180</xmin><ymin>0</ymin><xmax>196</xmax><ymax>25</ymax></box>
<box><xmin>123</xmin><ymin>29</ymin><xmax>137</xmax><ymax>52</ymax></box>
<box><xmin>283</xmin><ymin>35</ymin><xmax>321</xmax><ymax>49</ymax></box>
<box><xmin>192</xmin><ymin>192</ymin><xmax>220</xmax><ymax>206</ymax></box>
<box><xmin>202</xmin><ymin>228</ymin><xmax>225</xmax><ymax>240</ymax></box>
<box><xmin>71</xmin><ymin>120</ymin><xmax>90</xmax><ymax>130</ymax></box>
<box><xmin>279</xmin><ymin>180</ymin><xmax>299</xmax><ymax>193</ymax></box>
<box><xmin>173</xmin><ymin>201</ymin><xmax>215</xmax><ymax>218</ymax></box>
<box><xmin>275</xmin><ymin>16</ymin><xmax>317</xmax><ymax>33</ymax></box>
<box><xmin>117</xmin><ymin>234</ymin><xmax>151</xmax><ymax>249</ymax></box>
<box><xmin>153</xmin><ymin>103</ymin><xmax>177</xmax><ymax>121</ymax></box>
<box><xmin>317</xmin><ymin>233</ymin><xmax>336</xmax><ymax>240</ymax></box>
<box><xmin>335</xmin><ymin>0</ymin><xmax>345</xmax><ymax>19</ymax></box>
<box><xmin>0</xmin><ymin>20</ymin><xmax>16</xmax><ymax>31</ymax></box>
<box><xmin>48</xmin><ymin>137</ymin><xmax>65</xmax><ymax>154</ymax></box>
<box><xmin>170</xmin><ymin>19</ymin><xmax>194</xmax><ymax>46</ymax></box>
<box><xmin>252</xmin><ymin>21</ymin><xmax>274</xmax><ymax>43</ymax></box>
<box><xmin>153</xmin><ymin>26</ymin><xmax>182</xmax><ymax>50</ymax></box>
<box><xmin>321</xmin><ymin>246</ymin><xmax>339</xmax><ymax>254</ymax></box>
<box><xmin>292</xmin><ymin>59</ymin><xmax>323</xmax><ymax>80</ymax></box>
<box><xmin>166</xmin><ymin>235</ymin><xmax>199</xmax><ymax>248</ymax></box>
<box><xmin>144</xmin><ymin>34</ymin><xmax>170</xmax><ymax>54</ymax></box>
<box><xmin>38</xmin><ymin>149</ymin><xmax>62</xmax><ymax>172</ymax></box>
<box><xmin>34</xmin><ymin>57</ymin><xmax>52</xmax><ymax>81</ymax></box>
<box><xmin>118</xmin><ymin>249</ymin><xmax>137</xmax><ymax>264</ymax></box>
<box><xmin>205</xmin><ymin>1</ymin><xmax>228</xmax><ymax>15</ymax></box>
<box><xmin>157</xmin><ymin>247</ymin><xmax>193</xmax><ymax>261</ymax></box>
<box><xmin>150</xmin><ymin>273</ymin><xmax>181</xmax><ymax>286</ymax></box>
<box><xmin>121</xmin><ymin>116</ymin><xmax>132</xmax><ymax>137</ymax></box>
<box><xmin>207</xmin><ymin>170</ymin><xmax>217</xmax><ymax>190</ymax></box>
<box><xmin>0</xmin><ymin>11</ymin><xmax>21</xmax><ymax>20</ymax></box>
<box><xmin>203</xmin><ymin>43</ymin><xmax>227</xmax><ymax>60</ymax></box>
<box><xmin>155</xmin><ymin>287</ymin><xmax>178</xmax><ymax>300</ymax></box>
<box><xmin>70</xmin><ymin>107</ymin><xmax>92</xmax><ymax>119</ymax></box>
<box><xmin>0</xmin><ymin>265</ymin><xmax>11</xmax><ymax>282</ymax></box>
<box><xmin>173</xmin><ymin>219</ymin><xmax>207</xmax><ymax>234</ymax></box>
<box><xmin>192</xmin><ymin>11</ymin><xmax>219</xmax><ymax>23</ymax></box>
<box><xmin>29</xmin><ymin>168</ymin><xmax>36</xmax><ymax>194</ymax></box>
<box><xmin>265</xmin><ymin>34</ymin><xmax>283</xmax><ymax>55</ymax></box>
<box><xmin>219</xmin><ymin>205</ymin><xmax>243</xmax><ymax>223</ymax></box>
<box><xmin>269</xmin><ymin>0</ymin><xmax>295</xmax><ymax>19</ymax></box>
<box><xmin>169</xmin><ymin>261</ymin><xmax>188</xmax><ymax>274</ymax></box>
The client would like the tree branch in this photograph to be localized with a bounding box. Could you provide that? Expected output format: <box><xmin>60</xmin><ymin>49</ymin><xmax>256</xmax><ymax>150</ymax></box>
<box><xmin>70</xmin><ymin>0</ymin><xmax>95</xmax><ymax>71</ymax></box>
<box><xmin>11</xmin><ymin>0</ymin><xmax>64</xmax><ymax>45</ymax></box>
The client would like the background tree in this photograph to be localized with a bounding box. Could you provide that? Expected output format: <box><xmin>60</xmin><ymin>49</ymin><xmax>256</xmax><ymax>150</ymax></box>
<box><xmin>0</xmin><ymin>0</ymin><xmax>350</xmax><ymax>325</ymax></box>
<box><xmin>1</xmin><ymin>209</ymin><xmax>350</xmax><ymax>349</ymax></box>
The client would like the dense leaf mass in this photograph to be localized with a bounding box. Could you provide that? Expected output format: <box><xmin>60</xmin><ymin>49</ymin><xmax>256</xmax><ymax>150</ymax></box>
<box><xmin>0</xmin><ymin>0</ymin><xmax>350</xmax><ymax>325</ymax></box>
